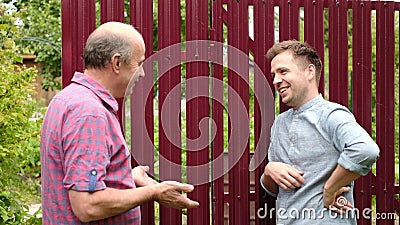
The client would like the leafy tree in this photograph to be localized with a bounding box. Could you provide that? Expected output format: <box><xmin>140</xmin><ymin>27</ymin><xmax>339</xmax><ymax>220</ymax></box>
<box><xmin>0</xmin><ymin>4</ymin><xmax>42</xmax><ymax>224</ymax></box>
<box><xmin>10</xmin><ymin>0</ymin><xmax>62</xmax><ymax>91</ymax></box>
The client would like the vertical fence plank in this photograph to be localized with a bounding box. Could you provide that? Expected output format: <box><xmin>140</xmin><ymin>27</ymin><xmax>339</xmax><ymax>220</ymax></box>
<box><xmin>61</xmin><ymin>0</ymin><xmax>74</xmax><ymax>87</ymax></box>
<box><xmin>303</xmin><ymin>0</ymin><xmax>325</xmax><ymax>95</ymax></box>
<box><xmin>185</xmin><ymin>0</ymin><xmax>210</xmax><ymax>224</ymax></box>
<box><xmin>328</xmin><ymin>0</ymin><xmax>349</xmax><ymax>106</ymax></box>
<box><xmin>131</xmin><ymin>0</ymin><xmax>154</xmax><ymax>56</ymax></box>
<box><xmin>278</xmin><ymin>0</ymin><xmax>300</xmax><ymax>40</ymax></box>
<box><xmin>375</xmin><ymin>2</ymin><xmax>396</xmax><ymax>225</ymax></box>
<box><xmin>227</xmin><ymin>0</ymin><xmax>250</xmax><ymax>224</ymax></box>
<box><xmin>398</xmin><ymin>6</ymin><xmax>400</xmax><ymax>217</ymax></box>
<box><xmin>351</xmin><ymin>0</ymin><xmax>372</xmax><ymax>133</ymax></box>
<box><xmin>61</xmin><ymin>0</ymin><xmax>96</xmax><ymax>87</ymax></box>
<box><xmin>210</xmin><ymin>1</ymin><xmax>225</xmax><ymax>224</ymax></box>
<box><xmin>130</xmin><ymin>0</ymin><xmax>155</xmax><ymax>224</ymax></box>
<box><xmin>157</xmin><ymin>0</ymin><xmax>182</xmax><ymax>224</ymax></box>
<box><xmin>100</xmin><ymin>0</ymin><xmax>125</xmax><ymax>23</ymax></box>
<box><xmin>352</xmin><ymin>1</ymin><xmax>373</xmax><ymax>225</ymax></box>
<box><xmin>253</xmin><ymin>0</ymin><xmax>276</xmax><ymax>224</ymax></box>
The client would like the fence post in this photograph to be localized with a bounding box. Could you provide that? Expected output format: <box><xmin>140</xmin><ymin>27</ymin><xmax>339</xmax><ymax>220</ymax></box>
<box><xmin>352</xmin><ymin>1</ymin><xmax>373</xmax><ymax>224</ymax></box>
<box><xmin>375</xmin><ymin>2</ymin><xmax>396</xmax><ymax>224</ymax></box>
<box><xmin>61</xmin><ymin>0</ymin><xmax>96</xmax><ymax>87</ymax></box>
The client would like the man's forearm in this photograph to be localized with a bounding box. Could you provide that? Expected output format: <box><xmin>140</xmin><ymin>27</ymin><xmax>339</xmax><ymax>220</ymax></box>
<box><xmin>324</xmin><ymin>164</ymin><xmax>360</xmax><ymax>195</ymax></box>
<box><xmin>69</xmin><ymin>186</ymin><xmax>156</xmax><ymax>222</ymax></box>
<box><xmin>69</xmin><ymin>181</ymin><xmax>199</xmax><ymax>222</ymax></box>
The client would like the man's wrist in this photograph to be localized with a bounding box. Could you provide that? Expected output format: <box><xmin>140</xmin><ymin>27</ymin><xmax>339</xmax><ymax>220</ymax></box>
<box><xmin>323</xmin><ymin>185</ymin><xmax>336</xmax><ymax>197</ymax></box>
<box><xmin>149</xmin><ymin>183</ymin><xmax>160</xmax><ymax>202</ymax></box>
<box><xmin>260</xmin><ymin>174</ymin><xmax>278</xmax><ymax>197</ymax></box>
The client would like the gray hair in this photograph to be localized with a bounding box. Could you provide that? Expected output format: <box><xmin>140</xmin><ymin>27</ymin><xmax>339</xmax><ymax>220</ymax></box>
<box><xmin>83</xmin><ymin>30</ymin><xmax>133</xmax><ymax>69</ymax></box>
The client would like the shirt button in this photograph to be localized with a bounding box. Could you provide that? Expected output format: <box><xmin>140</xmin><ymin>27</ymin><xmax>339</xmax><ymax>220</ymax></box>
<box><xmin>91</xmin><ymin>170</ymin><xmax>97</xmax><ymax>176</ymax></box>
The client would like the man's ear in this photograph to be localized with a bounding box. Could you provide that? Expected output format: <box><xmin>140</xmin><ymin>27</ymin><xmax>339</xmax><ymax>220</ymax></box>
<box><xmin>306</xmin><ymin>64</ymin><xmax>316</xmax><ymax>81</ymax></box>
<box><xmin>111</xmin><ymin>53</ymin><xmax>121</xmax><ymax>73</ymax></box>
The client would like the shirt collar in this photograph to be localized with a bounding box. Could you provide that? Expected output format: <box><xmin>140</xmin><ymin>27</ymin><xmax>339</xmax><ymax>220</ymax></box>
<box><xmin>71</xmin><ymin>72</ymin><xmax>119</xmax><ymax>113</ymax></box>
<box><xmin>294</xmin><ymin>94</ymin><xmax>323</xmax><ymax>114</ymax></box>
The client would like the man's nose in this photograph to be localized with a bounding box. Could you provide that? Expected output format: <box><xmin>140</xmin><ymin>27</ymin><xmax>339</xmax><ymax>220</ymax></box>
<box><xmin>139</xmin><ymin>66</ymin><xmax>145</xmax><ymax>77</ymax></box>
<box><xmin>273</xmin><ymin>74</ymin><xmax>281</xmax><ymax>85</ymax></box>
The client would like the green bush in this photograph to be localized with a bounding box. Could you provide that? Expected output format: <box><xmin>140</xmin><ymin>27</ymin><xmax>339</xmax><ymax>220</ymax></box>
<box><xmin>12</xmin><ymin>0</ymin><xmax>62</xmax><ymax>91</ymax></box>
<box><xmin>0</xmin><ymin>5</ymin><xmax>42</xmax><ymax>224</ymax></box>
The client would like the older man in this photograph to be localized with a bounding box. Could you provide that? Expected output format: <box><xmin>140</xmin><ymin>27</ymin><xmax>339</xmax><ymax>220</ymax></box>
<box><xmin>41</xmin><ymin>22</ymin><xmax>199</xmax><ymax>224</ymax></box>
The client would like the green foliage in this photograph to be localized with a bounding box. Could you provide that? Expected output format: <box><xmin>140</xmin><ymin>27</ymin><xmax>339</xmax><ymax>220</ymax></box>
<box><xmin>0</xmin><ymin>190</ymin><xmax>27</xmax><ymax>224</ymax></box>
<box><xmin>11</xmin><ymin>0</ymin><xmax>62</xmax><ymax>91</ymax></box>
<box><xmin>0</xmin><ymin>4</ymin><xmax>42</xmax><ymax>224</ymax></box>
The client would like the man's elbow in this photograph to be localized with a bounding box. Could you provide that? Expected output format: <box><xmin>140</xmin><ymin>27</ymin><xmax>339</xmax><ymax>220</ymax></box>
<box><xmin>71</xmin><ymin>202</ymin><xmax>97</xmax><ymax>223</ymax></box>
<box><xmin>365</xmin><ymin>142</ymin><xmax>380</xmax><ymax>165</ymax></box>
<box><xmin>357</xmin><ymin>142</ymin><xmax>380</xmax><ymax>176</ymax></box>
<box><xmin>75</xmin><ymin>214</ymin><xmax>92</xmax><ymax>223</ymax></box>
<box><xmin>69</xmin><ymin>190</ymin><xmax>99</xmax><ymax>223</ymax></box>
<box><xmin>342</xmin><ymin>141</ymin><xmax>380</xmax><ymax>176</ymax></box>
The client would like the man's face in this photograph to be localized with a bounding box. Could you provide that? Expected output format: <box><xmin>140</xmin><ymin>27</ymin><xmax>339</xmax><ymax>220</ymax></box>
<box><xmin>122</xmin><ymin>41</ymin><xmax>145</xmax><ymax>97</ymax></box>
<box><xmin>270</xmin><ymin>51</ymin><xmax>311</xmax><ymax>109</ymax></box>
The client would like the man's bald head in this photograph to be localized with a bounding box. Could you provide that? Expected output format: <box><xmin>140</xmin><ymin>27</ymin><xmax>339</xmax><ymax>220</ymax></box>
<box><xmin>83</xmin><ymin>22</ymin><xmax>144</xmax><ymax>70</ymax></box>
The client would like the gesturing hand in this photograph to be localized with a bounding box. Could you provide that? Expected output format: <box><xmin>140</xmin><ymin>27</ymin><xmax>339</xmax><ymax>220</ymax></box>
<box><xmin>323</xmin><ymin>186</ymin><xmax>353</xmax><ymax>214</ymax></box>
<box><xmin>154</xmin><ymin>181</ymin><xmax>200</xmax><ymax>210</ymax></box>
<box><xmin>132</xmin><ymin>166</ymin><xmax>158</xmax><ymax>187</ymax></box>
<box><xmin>265</xmin><ymin>162</ymin><xmax>306</xmax><ymax>190</ymax></box>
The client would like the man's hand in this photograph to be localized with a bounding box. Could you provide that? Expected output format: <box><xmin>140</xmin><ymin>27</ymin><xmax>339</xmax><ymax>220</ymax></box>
<box><xmin>323</xmin><ymin>186</ymin><xmax>353</xmax><ymax>214</ymax></box>
<box><xmin>264</xmin><ymin>162</ymin><xmax>306</xmax><ymax>190</ymax></box>
<box><xmin>133</xmin><ymin>167</ymin><xmax>199</xmax><ymax>209</ymax></box>
<box><xmin>323</xmin><ymin>165</ymin><xmax>359</xmax><ymax>214</ymax></box>
<box><xmin>153</xmin><ymin>181</ymin><xmax>200</xmax><ymax>210</ymax></box>
<box><xmin>132</xmin><ymin>166</ymin><xmax>158</xmax><ymax>187</ymax></box>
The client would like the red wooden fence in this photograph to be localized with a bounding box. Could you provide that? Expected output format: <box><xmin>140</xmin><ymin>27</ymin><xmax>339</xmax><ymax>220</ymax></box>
<box><xmin>61</xmin><ymin>0</ymin><xmax>400</xmax><ymax>224</ymax></box>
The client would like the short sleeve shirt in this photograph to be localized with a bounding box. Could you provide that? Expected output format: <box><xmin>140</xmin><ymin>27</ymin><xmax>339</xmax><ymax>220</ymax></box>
<box><xmin>41</xmin><ymin>72</ymin><xmax>140</xmax><ymax>224</ymax></box>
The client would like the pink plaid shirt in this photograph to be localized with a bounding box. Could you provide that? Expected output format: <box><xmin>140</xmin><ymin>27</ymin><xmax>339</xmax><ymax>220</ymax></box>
<box><xmin>41</xmin><ymin>72</ymin><xmax>140</xmax><ymax>224</ymax></box>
